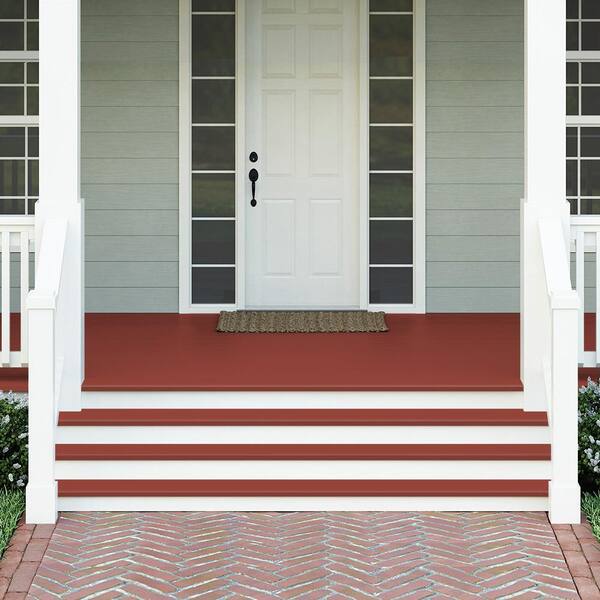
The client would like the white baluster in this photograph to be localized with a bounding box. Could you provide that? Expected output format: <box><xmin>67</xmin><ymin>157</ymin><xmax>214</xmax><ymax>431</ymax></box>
<box><xmin>576</xmin><ymin>230</ymin><xmax>585</xmax><ymax>365</ymax></box>
<box><xmin>1</xmin><ymin>231</ymin><xmax>10</xmax><ymax>366</ymax></box>
<box><xmin>20</xmin><ymin>230</ymin><xmax>30</xmax><ymax>365</ymax></box>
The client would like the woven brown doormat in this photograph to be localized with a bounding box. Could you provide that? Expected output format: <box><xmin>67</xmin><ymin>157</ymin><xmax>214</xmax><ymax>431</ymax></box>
<box><xmin>217</xmin><ymin>311</ymin><xmax>388</xmax><ymax>333</ymax></box>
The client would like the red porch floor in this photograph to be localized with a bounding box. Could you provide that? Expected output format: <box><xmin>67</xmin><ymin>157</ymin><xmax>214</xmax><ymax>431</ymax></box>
<box><xmin>0</xmin><ymin>313</ymin><xmax>527</xmax><ymax>393</ymax></box>
<box><xmin>80</xmin><ymin>313</ymin><xmax>522</xmax><ymax>392</ymax></box>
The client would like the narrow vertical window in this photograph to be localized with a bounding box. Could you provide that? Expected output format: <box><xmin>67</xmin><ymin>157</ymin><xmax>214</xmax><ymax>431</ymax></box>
<box><xmin>368</xmin><ymin>0</ymin><xmax>414</xmax><ymax>305</ymax></box>
<box><xmin>190</xmin><ymin>0</ymin><xmax>236</xmax><ymax>305</ymax></box>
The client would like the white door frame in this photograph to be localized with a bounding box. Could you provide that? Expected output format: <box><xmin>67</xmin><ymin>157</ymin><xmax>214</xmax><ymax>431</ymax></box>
<box><xmin>179</xmin><ymin>0</ymin><xmax>425</xmax><ymax>314</ymax></box>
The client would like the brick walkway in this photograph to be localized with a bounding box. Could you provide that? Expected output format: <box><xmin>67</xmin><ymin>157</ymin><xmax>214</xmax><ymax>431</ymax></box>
<box><xmin>15</xmin><ymin>511</ymin><xmax>577</xmax><ymax>599</ymax></box>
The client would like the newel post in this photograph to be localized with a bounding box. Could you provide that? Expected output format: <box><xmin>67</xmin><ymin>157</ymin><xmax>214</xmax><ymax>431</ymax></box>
<box><xmin>521</xmin><ymin>0</ymin><xmax>570</xmax><ymax>411</ymax></box>
<box><xmin>550</xmin><ymin>291</ymin><xmax>581</xmax><ymax>523</ymax></box>
<box><xmin>25</xmin><ymin>294</ymin><xmax>57</xmax><ymax>524</ymax></box>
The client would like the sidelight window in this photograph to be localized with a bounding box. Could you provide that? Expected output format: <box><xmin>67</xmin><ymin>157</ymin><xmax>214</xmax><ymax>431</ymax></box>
<box><xmin>368</xmin><ymin>0</ymin><xmax>415</xmax><ymax>305</ymax></box>
<box><xmin>189</xmin><ymin>0</ymin><xmax>236</xmax><ymax>305</ymax></box>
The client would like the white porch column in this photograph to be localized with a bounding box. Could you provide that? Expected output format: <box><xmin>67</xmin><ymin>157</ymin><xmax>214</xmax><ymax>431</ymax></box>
<box><xmin>522</xmin><ymin>0</ymin><xmax>580</xmax><ymax>522</ymax></box>
<box><xmin>521</xmin><ymin>0</ymin><xmax>569</xmax><ymax>409</ymax></box>
<box><xmin>26</xmin><ymin>0</ymin><xmax>83</xmax><ymax>524</ymax></box>
<box><xmin>37</xmin><ymin>0</ymin><xmax>83</xmax><ymax>408</ymax></box>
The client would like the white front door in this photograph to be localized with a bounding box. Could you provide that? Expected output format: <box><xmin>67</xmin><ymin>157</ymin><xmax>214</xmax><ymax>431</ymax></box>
<box><xmin>245</xmin><ymin>0</ymin><xmax>359</xmax><ymax>309</ymax></box>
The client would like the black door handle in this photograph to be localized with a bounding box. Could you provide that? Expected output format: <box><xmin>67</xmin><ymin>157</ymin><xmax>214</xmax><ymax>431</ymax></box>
<box><xmin>249</xmin><ymin>168</ymin><xmax>259</xmax><ymax>207</ymax></box>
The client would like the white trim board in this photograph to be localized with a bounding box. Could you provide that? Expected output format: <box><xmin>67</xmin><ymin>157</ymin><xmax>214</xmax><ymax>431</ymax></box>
<box><xmin>58</xmin><ymin>496</ymin><xmax>549</xmax><ymax>512</ymax></box>
<box><xmin>56</xmin><ymin>425</ymin><xmax>550</xmax><ymax>445</ymax></box>
<box><xmin>55</xmin><ymin>460</ymin><xmax>551</xmax><ymax>481</ymax></box>
<box><xmin>179</xmin><ymin>0</ymin><xmax>426</xmax><ymax>314</ymax></box>
<box><xmin>81</xmin><ymin>390</ymin><xmax>524</xmax><ymax>409</ymax></box>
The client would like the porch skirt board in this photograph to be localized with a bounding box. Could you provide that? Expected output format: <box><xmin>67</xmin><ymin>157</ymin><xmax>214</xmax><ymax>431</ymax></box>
<box><xmin>217</xmin><ymin>311</ymin><xmax>388</xmax><ymax>333</ymax></box>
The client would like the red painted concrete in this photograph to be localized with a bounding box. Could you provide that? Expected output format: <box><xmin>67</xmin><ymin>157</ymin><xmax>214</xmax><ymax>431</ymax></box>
<box><xmin>82</xmin><ymin>313</ymin><xmax>523</xmax><ymax>391</ymax></box>
<box><xmin>58</xmin><ymin>408</ymin><xmax>547</xmax><ymax>426</ymax></box>
<box><xmin>57</xmin><ymin>479</ymin><xmax>548</xmax><ymax>497</ymax></box>
<box><xmin>55</xmin><ymin>443</ymin><xmax>551</xmax><ymax>461</ymax></box>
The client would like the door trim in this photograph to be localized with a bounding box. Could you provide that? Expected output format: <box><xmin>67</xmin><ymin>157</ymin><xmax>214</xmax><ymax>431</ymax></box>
<box><xmin>179</xmin><ymin>0</ymin><xmax>426</xmax><ymax>314</ymax></box>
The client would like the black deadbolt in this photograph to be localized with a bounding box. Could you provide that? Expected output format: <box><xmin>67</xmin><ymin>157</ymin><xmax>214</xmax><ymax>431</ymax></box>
<box><xmin>249</xmin><ymin>151</ymin><xmax>258</xmax><ymax>163</ymax></box>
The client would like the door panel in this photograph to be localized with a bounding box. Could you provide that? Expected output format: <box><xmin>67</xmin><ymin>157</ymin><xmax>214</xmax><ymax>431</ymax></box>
<box><xmin>245</xmin><ymin>0</ymin><xmax>359</xmax><ymax>308</ymax></box>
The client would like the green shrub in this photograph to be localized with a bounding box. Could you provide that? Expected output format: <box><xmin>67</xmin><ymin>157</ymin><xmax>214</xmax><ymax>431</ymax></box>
<box><xmin>0</xmin><ymin>393</ymin><xmax>28</xmax><ymax>491</ymax></box>
<box><xmin>0</xmin><ymin>489</ymin><xmax>24</xmax><ymax>557</ymax></box>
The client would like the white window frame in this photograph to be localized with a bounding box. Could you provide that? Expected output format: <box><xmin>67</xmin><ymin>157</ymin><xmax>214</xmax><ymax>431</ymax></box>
<box><xmin>0</xmin><ymin>1</ymin><xmax>39</xmax><ymax>220</ymax></box>
<box><xmin>179</xmin><ymin>0</ymin><xmax>426</xmax><ymax>314</ymax></box>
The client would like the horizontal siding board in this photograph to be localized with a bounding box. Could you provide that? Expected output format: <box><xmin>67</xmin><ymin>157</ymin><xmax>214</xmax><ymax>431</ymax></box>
<box><xmin>82</xmin><ymin>63</ymin><xmax>178</xmax><ymax>82</ymax></box>
<box><xmin>427</xmin><ymin>16</ymin><xmax>523</xmax><ymax>42</ymax></box>
<box><xmin>427</xmin><ymin>236</ymin><xmax>520</xmax><ymax>262</ymax></box>
<box><xmin>82</xmin><ymin>16</ymin><xmax>178</xmax><ymax>42</ymax></box>
<box><xmin>85</xmin><ymin>288</ymin><xmax>179</xmax><ymax>313</ymax></box>
<box><xmin>427</xmin><ymin>0</ymin><xmax>523</xmax><ymax>16</ymax></box>
<box><xmin>82</xmin><ymin>159</ymin><xmax>178</xmax><ymax>185</ymax></box>
<box><xmin>82</xmin><ymin>108</ymin><xmax>178</xmax><ymax>133</ymax></box>
<box><xmin>82</xmin><ymin>133</ymin><xmax>178</xmax><ymax>159</ymax></box>
<box><xmin>82</xmin><ymin>184</ymin><xmax>178</xmax><ymax>211</ymax></box>
<box><xmin>427</xmin><ymin>262</ymin><xmax>518</xmax><ymax>288</ymax></box>
<box><xmin>427</xmin><ymin>185</ymin><xmax>523</xmax><ymax>211</ymax></box>
<box><xmin>86</xmin><ymin>210</ymin><xmax>178</xmax><ymax>236</ymax></box>
<box><xmin>427</xmin><ymin>159</ymin><xmax>523</xmax><ymax>185</ymax></box>
<box><xmin>82</xmin><ymin>42</ymin><xmax>178</xmax><ymax>64</ymax></box>
<box><xmin>427</xmin><ymin>288</ymin><xmax>519</xmax><ymax>312</ymax></box>
<box><xmin>428</xmin><ymin>42</ymin><xmax>523</xmax><ymax>63</ymax></box>
<box><xmin>428</xmin><ymin>210</ymin><xmax>519</xmax><ymax>236</ymax></box>
<box><xmin>427</xmin><ymin>107</ymin><xmax>523</xmax><ymax>133</ymax></box>
<box><xmin>86</xmin><ymin>236</ymin><xmax>179</xmax><ymax>263</ymax></box>
<box><xmin>428</xmin><ymin>61</ymin><xmax>523</xmax><ymax>82</ymax></box>
<box><xmin>427</xmin><ymin>134</ymin><xmax>523</xmax><ymax>159</ymax></box>
<box><xmin>86</xmin><ymin>262</ymin><xmax>178</xmax><ymax>288</ymax></box>
<box><xmin>82</xmin><ymin>0</ymin><xmax>178</xmax><ymax>16</ymax></box>
<box><xmin>427</xmin><ymin>81</ymin><xmax>522</xmax><ymax>108</ymax></box>
<box><xmin>82</xmin><ymin>81</ymin><xmax>178</xmax><ymax>108</ymax></box>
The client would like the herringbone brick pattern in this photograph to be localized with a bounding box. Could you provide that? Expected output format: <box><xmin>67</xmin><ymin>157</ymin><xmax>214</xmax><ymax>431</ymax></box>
<box><xmin>27</xmin><ymin>512</ymin><xmax>578</xmax><ymax>599</ymax></box>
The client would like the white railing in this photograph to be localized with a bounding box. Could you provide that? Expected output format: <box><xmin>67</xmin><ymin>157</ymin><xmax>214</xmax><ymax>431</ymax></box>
<box><xmin>539</xmin><ymin>217</ymin><xmax>580</xmax><ymax>523</ymax></box>
<box><xmin>0</xmin><ymin>217</ymin><xmax>35</xmax><ymax>367</ymax></box>
<box><xmin>571</xmin><ymin>216</ymin><xmax>600</xmax><ymax>367</ymax></box>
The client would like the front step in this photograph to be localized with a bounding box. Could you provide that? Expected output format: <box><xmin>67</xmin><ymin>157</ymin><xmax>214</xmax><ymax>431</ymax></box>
<box><xmin>55</xmin><ymin>407</ymin><xmax>551</xmax><ymax>511</ymax></box>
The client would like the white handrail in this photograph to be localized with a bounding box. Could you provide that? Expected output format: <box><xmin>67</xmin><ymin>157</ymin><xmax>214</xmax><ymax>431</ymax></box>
<box><xmin>539</xmin><ymin>217</ymin><xmax>580</xmax><ymax>523</ymax></box>
<box><xmin>0</xmin><ymin>216</ymin><xmax>35</xmax><ymax>367</ymax></box>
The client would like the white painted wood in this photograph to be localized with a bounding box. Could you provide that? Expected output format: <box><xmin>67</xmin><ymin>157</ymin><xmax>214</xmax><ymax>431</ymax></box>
<box><xmin>81</xmin><ymin>390</ymin><xmax>524</xmax><ymax>409</ymax></box>
<box><xmin>539</xmin><ymin>218</ymin><xmax>581</xmax><ymax>524</ymax></box>
<box><xmin>0</xmin><ymin>219</ymin><xmax>34</xmax><ymax>367</ymax></box>
<box><xmin>411</xmin><ymin>0</ymin><xmax>426</xmax><ymax>314</ymax></box>
<box><xmin>20</xmin><ymin>231</ymin><xmax>29</xmax><ymax>364</ymax></box>
<box><xmin>570</xmin><ymin>219</ymin><xmax>600</xmax><ymax>367</ymax></box>
<box><xmin>178</xmin><ymin>0</ymin><xmax>192</xmax><ymax>313</ymax></box>
<box><xmin>37</xmin><ymin>0</ymin><xmax>84</xmax><ymax>412</ymax></box>
<box><xmin>56</xmin><ymin>425</ymin><xmax>550</xmax><ymax>445</ymax></box>
<box><xmin>25</xmin><ymin>218</ymin><xmax>69</xmax><ymax>525</ymax></box>
<box><xmin>245</xmin><ymin>0</ymin><xmax>360</xmax><ymax>308</ymax></box>
<box><xmin>55</xmin><ymin>460</ymin><xmax>552</xmax><ymax>480</ymax></box>
<box><xmin>1</xmin><ymin>232</ymin><xmax>10</xmax><ymax>366</ymax></box>
<box><xmin>58</xmin><ymin>496</ymin><xmax>549</xmax><ymax>512</ymax></box>
<box><xmin>26</xmin><ymin>23</ymin><xmax>81</xmax><ymax>518</ymax></box>
<box><xmin>521</xmin><ymin>0</ymin><xmax>569</xmax><ymax>414</ymax></box>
